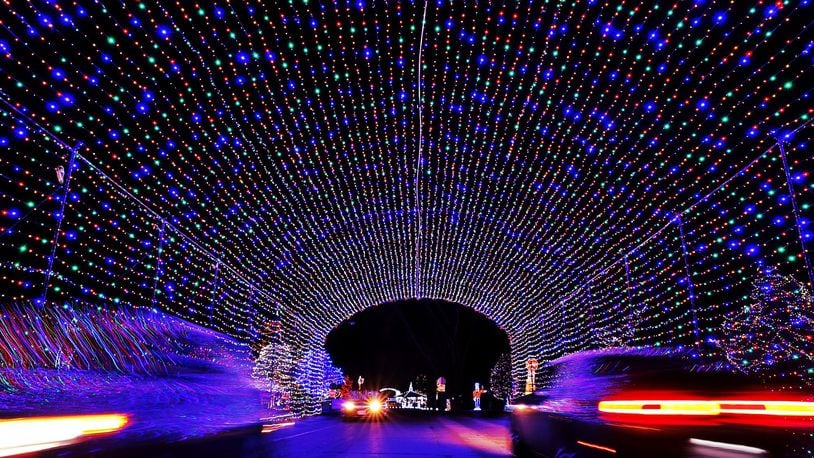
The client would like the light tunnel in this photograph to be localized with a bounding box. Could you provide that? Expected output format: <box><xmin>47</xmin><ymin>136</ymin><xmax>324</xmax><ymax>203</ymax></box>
<box><xmin>0</xmin><ymin>0</ymin><xmax>813</xmax><ymax>422</ymax></box>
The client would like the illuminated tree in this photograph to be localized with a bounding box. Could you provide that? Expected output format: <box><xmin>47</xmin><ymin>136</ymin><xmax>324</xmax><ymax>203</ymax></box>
<box><xmin>252</xmin><ymin>342</ymin><xmax>293</xmax><ymax>407</ymax></box>
<box><xmin>323</xmin><ymin>355</ymin><xmax>345</xmax><ymax>395</ymax></box>
<box><xmin>721</xmin><ymin>269</ymin><xmax>814</xmax><ymax>385</ymax></box>
<box><xmin>289</xmin><ymin>344</ymin><xmax>321</xmax><ymax>416</ymax></box>
<box><xmin>339</xmin><ymin>375</ymin><xmax>353</xmax><ymax>399</ymax></box>
<box><xmin>490</xmin><ymin>352</ymin><xmax>513</xmax><ymax>401</ymax></box>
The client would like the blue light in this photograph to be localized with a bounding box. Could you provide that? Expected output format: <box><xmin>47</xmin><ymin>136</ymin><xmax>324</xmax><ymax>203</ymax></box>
<box><xmin>713</xmin><ymin>12</ymin><xmax>726</xmax><ymax>25</ymax></box>
<box><xmin>157</xmin><ymin>25</ymin><xmax>172</xmax><ymax>38</ymax></box>
<box><xmin>235</xmin><ymin>52</ymin><xmax>250</xmax><ymax>64</ymax></box>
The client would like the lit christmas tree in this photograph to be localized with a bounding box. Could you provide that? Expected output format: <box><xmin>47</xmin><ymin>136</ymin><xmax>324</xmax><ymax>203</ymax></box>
<box><xmin>339</xmin><ymin>375</ymin><xmax>353</xmax><ymax>399</ymax></box>
<box><xmin>252</xmin><ymin>342</ymin><xmax>294</xmax><ymax>408</ymax></box>
<box><xmin>721</xmin><ymin>269</ymin><xmax>813</xmax><ymax>386</ymax></box>
<box><xmin>323</xmin><ymin>355</ymin><xmax>345</xmax><ymax>396</ymax></box>
<box><xmin>288</xmin><ymin>344</ymin><xmax>324</xmax><ymax>416</ymax></box>
<box><xmin>490</xmin><ymin>352</ymin><xmax>514</xmax><ymax>402</ymax></box>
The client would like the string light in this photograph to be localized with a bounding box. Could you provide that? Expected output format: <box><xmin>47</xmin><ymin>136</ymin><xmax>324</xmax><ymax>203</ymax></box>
<box><xmin>0</xmin><ymin>1</ymin><xmax>811</xmax><ymax>404</ymax></box>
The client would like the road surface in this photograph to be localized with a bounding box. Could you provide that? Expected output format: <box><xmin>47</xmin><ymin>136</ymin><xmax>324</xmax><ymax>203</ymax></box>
<box><xmin>255</xmin><ymin>413</ymin><xmax>511</xmax><ymax>457</ymax></box>
<box><xmin>46</xmin><ymin>412</ymin><xmax>512</xmax><ymax>457</ymax></box>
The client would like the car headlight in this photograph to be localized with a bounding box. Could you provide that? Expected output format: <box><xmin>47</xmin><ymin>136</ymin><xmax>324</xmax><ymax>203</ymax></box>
<box><xmin>343</xmin><ymin>401</ymin><xmax>356</xmax><ymax>411</ymax></box>
<box><xmin>367</xmin><ymin>399</ymin><xmax>383</xmax><ymax>413</ymax></box>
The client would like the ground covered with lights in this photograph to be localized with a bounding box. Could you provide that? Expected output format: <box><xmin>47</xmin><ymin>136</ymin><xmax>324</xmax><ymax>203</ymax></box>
<box><xmin>1</xmin><ymin>0</ymin><xmax>813</xmax><ymax>447</ymax></box>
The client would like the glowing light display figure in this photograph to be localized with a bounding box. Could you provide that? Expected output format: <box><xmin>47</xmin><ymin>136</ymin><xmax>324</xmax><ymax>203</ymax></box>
<box><xmin>0</xmin><ymin>1</ymin><xmax>812</xmax><ymax>415</ymax></box>
<box><xmin>473</xmin><ymin>383</ymin><xmax>485</xmax><ymax>411</ymax></box>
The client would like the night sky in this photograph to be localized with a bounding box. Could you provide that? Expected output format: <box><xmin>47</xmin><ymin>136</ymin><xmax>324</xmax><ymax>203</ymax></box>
<box><xmin>325</xmin><ymin>299</ymin><xmax>509</xmax><ymax>397</ymax></box>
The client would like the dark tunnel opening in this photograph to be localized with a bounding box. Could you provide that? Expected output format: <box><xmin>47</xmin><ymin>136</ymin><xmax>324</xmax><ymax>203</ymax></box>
<box><xmin>325</xmin><ymin>299</ymin><xmax>510</xmax><ymax>406</ymax></box>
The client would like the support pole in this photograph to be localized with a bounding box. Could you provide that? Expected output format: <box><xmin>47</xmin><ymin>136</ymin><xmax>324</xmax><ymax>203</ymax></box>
<box><xmin>209</xmin><ymin>260</ymin><xmax>220</xmax><ymax>326</ymax></box>
<box><xmin>41</xmin><ymin>142</ymin><xmax>81</xmax><ymax>306</ymax></box>
<box><xmin>247</xmin><ymin>285</ymin><xmax>257</xmax><ymax>339</ymax></box>
<box><xmin>150</xmin><ymin>219</ymin><xmax>166</xmax><ymax>310</ymax></box>
<box><xmin>777</xmin><ymin>139</ymin><xmax>814</xmax><ymax>289</ymax></box>
<box><xmin>586</xmin><ymin>276</ymin><xmax>594</xmax><ymax>343</ymax></box>
<box><xmin>624</xmin><ymin>254</ymin><xmax>636</xmax><ymax>342</ymax></box>
<box><xmin>677</xmin><ymin>215</ymin><xmax>701</xmax><ymax>351</ymax></box>
<box><xmin>624</xmin><ymin>255</ymin><xmax>633</xmax><ymax>308</ymax></box>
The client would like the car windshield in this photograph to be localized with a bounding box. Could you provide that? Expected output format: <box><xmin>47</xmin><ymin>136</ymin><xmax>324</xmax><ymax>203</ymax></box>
<box><xmin>587</xmin><ymin>354</ymin><xmax>762</xmax><ymax>391</ymax></box>
<box><xmin>541</xmin><ymin>352</ymin><xmax>771</xmax><ymax>395</ymax></box>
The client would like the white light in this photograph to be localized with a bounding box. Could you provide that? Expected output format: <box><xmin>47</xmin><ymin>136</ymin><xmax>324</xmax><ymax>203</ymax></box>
<box><xmin>0</xmin><ymin>414</ymin><xmax>128</xmax><ymax>457</ymax></box>
<box><xmin>367</xmin><ymin>399</ymin><xmax>383</xmax><ymax>413</ymax></box>
<box><xmin>689</xmin><ymin>438</ymin><xmax>768</xmax><ymax>455</ymax></box>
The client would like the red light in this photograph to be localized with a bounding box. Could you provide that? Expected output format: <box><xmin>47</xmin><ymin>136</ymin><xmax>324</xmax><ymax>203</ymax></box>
<box><xmin>598</xmin><ymin>391</ymin><xmax>814</xmax><ymax>428</ymax></box>
<box><xmin>577</xmin><ymin>440</ymin><xmax>617</xmax><ymax>454</ymax></box>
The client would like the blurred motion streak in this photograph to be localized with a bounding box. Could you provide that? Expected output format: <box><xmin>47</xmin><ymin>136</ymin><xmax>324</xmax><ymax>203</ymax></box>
<box><xmin>261</xmin><ymin>421</ymin><xmax>295</xmax><ymax>433</ymax></box>
<box><xmin>576</xmin><ymin>440</ymin><xmax>617</xmax><ymax>454</ymax></box>
<box><xmin>688</xmin><ymin>438</ymin><xmax>768</xmax><ymax>455</ymax></box>
<box><xmin>0</xmin><ymin>413</ymin><xmax>128</xmax><ymax>457</ymax></box>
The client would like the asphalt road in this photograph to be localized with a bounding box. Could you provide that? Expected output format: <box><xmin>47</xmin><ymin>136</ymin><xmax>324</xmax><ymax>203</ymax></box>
<box><xmin>45</xmin><ymin>412</ymin><xmax>512</xmax><ymax>458</ymax></box>
<box><xmin>253</xmin><ymin>412</ymin><xmax>512</xmax><ymax>457</ymax></box>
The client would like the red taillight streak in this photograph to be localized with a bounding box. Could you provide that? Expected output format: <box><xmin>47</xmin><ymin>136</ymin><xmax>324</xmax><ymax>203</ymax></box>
<box><xmin>577</xmin><ymin>440</ymin><xmax>617</xmax><ymax>454</ymax></box>
<box><xmin>598</xmin><ymin>399</ymin><xmax>814</xmax><ymax>428</ymax></box>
